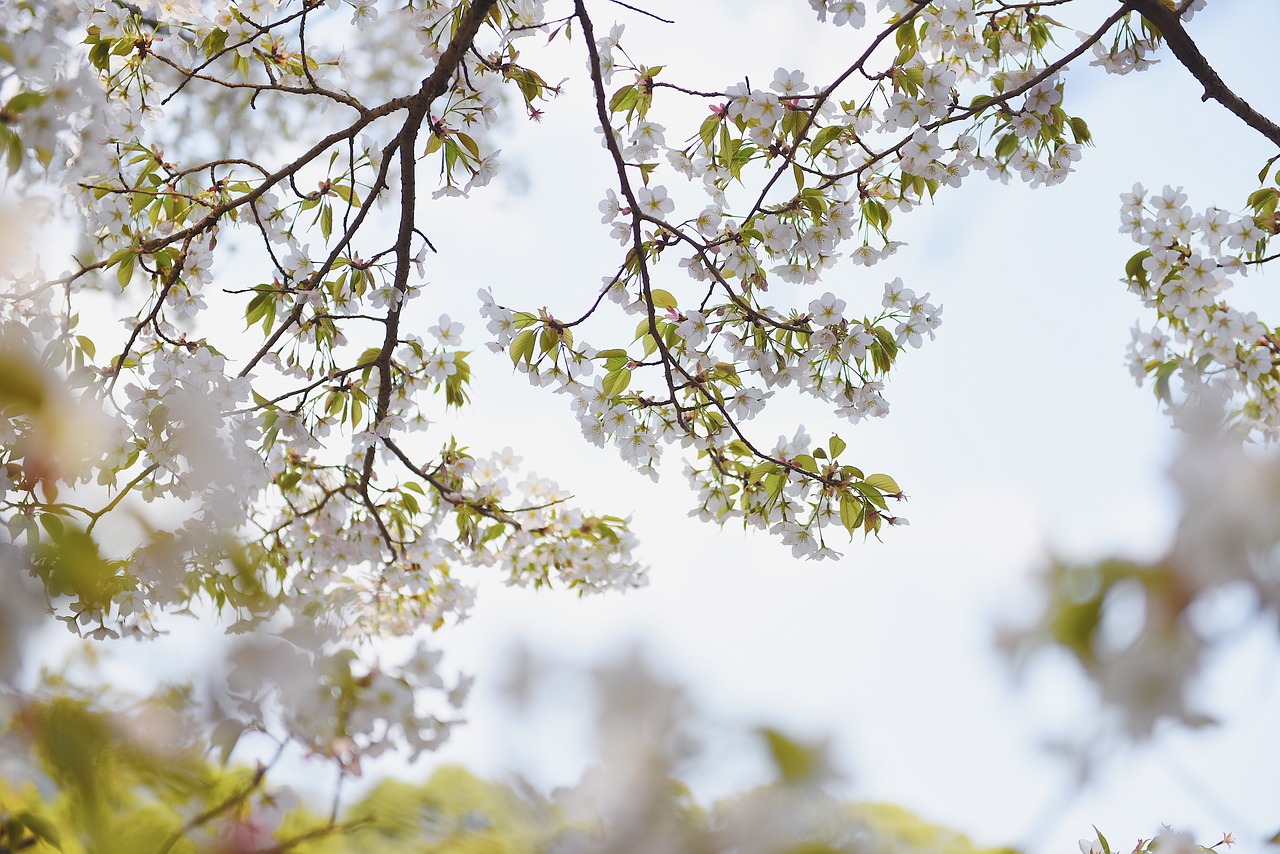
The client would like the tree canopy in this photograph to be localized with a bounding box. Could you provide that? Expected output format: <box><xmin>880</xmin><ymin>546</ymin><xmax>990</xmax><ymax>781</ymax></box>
<box><xmin>1</xmin><ymin>0</ymin><xmax>1278</xmax><ymax>850</ymax></box>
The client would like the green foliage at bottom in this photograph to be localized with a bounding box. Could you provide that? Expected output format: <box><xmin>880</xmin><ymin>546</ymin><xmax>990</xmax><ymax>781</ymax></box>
<box><xmin>1</xmin><ymin>695</ymin><xmax>1016</xmax><ymax>854</ymax></box>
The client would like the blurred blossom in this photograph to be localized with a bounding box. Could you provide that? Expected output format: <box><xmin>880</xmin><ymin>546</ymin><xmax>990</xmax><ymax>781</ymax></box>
<box><xmin>1007</xmin><ymin>428</ymin><xmax>1280</xmax><ymax>738</ymax></box>
<box><xmin>489</xmin><ymin>648</ymin><xmax>1007</xmax><ymax>854</ymax></box>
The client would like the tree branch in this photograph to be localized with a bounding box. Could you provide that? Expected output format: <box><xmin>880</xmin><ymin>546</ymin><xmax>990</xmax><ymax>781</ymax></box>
<box><xmin>1130</xmin><ymin>0</ymin><xmax>1280</xmax><ymax>149</ymax></box>
<box><xmin>361</xmin><ymin>0</ymin><xmax>500</xmax><ymax>495</ymax></box>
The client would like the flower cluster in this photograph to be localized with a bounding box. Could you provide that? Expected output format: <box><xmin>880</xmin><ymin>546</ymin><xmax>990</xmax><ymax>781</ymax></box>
<box><xmin>224</xmin><ymin>625</ymin><xmax>469</xmax><ymax>766</ymax></box>
<box><xmin>485</xmin><ymin>0</ymin><xmax>1113</xmax><ymax>556</ymax></box>
<box><xmin>1007</xmin><ymin>427</ymin><xmax>1280</xmax><ymax>738</ymax></box>
<box><xmin>1119</xmin><ymin>182</ymin><xmax>1278</xmax><ymax>436</ymax></box>
<box><xmin>1</xmin><ymin>0</ymin><xmax>645</xmax><ymax>761</ymax></box>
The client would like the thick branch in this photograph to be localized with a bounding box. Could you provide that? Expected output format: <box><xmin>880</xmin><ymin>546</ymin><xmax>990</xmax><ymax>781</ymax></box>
<box><xmin>361</xmin><ymin>0</ymin><xmax>500</xmax><ymax>494</ymax></box>
<box><xmin>1131</xmin><ymin>0</ymin><xmax>1280</xmax><ymax>149</ymax></box>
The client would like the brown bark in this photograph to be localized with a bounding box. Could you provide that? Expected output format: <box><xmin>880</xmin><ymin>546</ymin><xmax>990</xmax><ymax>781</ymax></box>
<box><xmin>1128</xmin><ymin>0</ymin><xmax>1280</xmax><ymax>150</ymax></box>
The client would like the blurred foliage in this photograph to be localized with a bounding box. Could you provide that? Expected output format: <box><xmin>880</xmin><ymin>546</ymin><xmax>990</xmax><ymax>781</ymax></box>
<box><xmin>302</xmin><ymin>768</ymin><xmax>559</xmax><ymax>854</ymax></box>
<box><xmin>851</xmin><ymin>803</ymin><xmax>1018</xmax><ymax>854</ymax></box>
<box><xmin>0</xmin><ymin>689</ymin><xmax>1016</xmax><ymax>854</ymax></box>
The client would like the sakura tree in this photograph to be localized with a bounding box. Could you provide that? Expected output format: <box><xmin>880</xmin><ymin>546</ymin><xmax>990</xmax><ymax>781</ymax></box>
<box><xmin>0</xmin><ymin>0</ymin><xmax>1277</xmax><ymax>849</ymax></box>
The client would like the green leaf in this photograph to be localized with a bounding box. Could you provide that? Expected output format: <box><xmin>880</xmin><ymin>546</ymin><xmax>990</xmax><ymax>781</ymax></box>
<box><xmin>828</xmin><ymin>434</ymin><xmax>846</xmax><ymax>458</ymax></box>
<box><xmin>115</xmin><ymin>251</ymin><xmax>136</xmax><ymax>289</ymax></box>
<box><xmin>88</xmin><ymin>37</ymin><xmax>112</xmax><ymax>71</ymax></box>
<box><xmin>649</xmin><ymin>288</ymin><xmax>677</xmax><ymax>310</ymax></box>
<box><xmin>320</xmin><ymin>202</ymin><xmax>333</xmax><ymax>239</ymax></box>
<box><xmin>1068</xmin><ymin>115</ymin><xmax>1092</xmax><ymax>145</ymax></box>
<box><xmin>39</xmin><ymin>514</ymin><xmax>65</xmax><ymax>538</ymax></box>
<box><xmin>330</xmin><ymin>183</ymin><xmax>360</xmax><ymax>205</ymax></box>
<box><xmin>244</xmin><ymin>292</ymin><xmax>270</xmax><ymax>327</ymax></box>
<box><xmin>969</xmin><ymin>93</ymin><xmax>994</xmax><ymax>111</ymax></box>
<box><xmin>16</xmin><ymin>810</ymin><xmax>62</xmax><ymax>850</ymax></box>
<box><xmin>863</xmin><ymin>199</ymin><xmax>891</xmax><ymax>235</ymax></box>
<box><xmin>510</xmin><ymin>329</ymin><xmax>536</xmax><ymax>365</ymax></box>
<box><xmin>6</xmin><ymin>129</ymin><xmax>22</xmax><ymax>174</ymax></box>
<box><xmin>995</xmin><ymin>133</ymin><xmax>1018</xmax><ymax>159</ymax></box>
<box><xmin>1093</xmin><ymin>826</ymin><xmax>1111</xmax><ymax>854</ymax></box>
<box><xmin>509</xmin><ymin>66</ymin><xmax>549</xmax><ymax>105</ymax></box>
<box><xmin>699</xmin><ymin>114</ymin><xmax>720</xmax><ymax>150</ymax></box>
<box><xmin>5</xmin><ymin>89</ymin><xmax>48</xmax><ymax>115</ymax></box>
<box><xmin>0</xmin><ymin>349</ymin><xmax>48</xmax><ymax>413</ymax></box>
<box><xmin>800</xmin><ymin>187</ymin><xmax>828</xmax><ymax>218</ymax></box>
<box><xmin>1258</xmin><ymin>153</ymin><xmax>1280</xmax><ymax>184</ymax></box>
<box><xmin>457</xmin><ymin>131</ymin><xmax>480</xmax><ymax>160</ymax></box>
<box><xmin>1152</xmin><ymin>357</ymin><xmax>1178</xmax><ymax>402</ymax></box>
<box><xmin>839</xmin><ymin>495</ymin><xmax>863</xmax><ymax>534</ymax></box>
<box><xmin>35</xmin><ymin>524</ymin><xmax>119</xmax><ymax>610</ymax></box>
<box><xmin>764</xmin><ymin>471</ymin><xmax>785</xmax><ymax>500</ymax></box>
<box><xmin>1125</xmin><ymin>250</ymin><xmax>1151</xmax><ymax>282</ymax></box>
<box><xmin>539</xmin><ymin>325</ymin><xmax>558</xmax><ymax>354</ymax></box>
<box><xmin>864</xmin><ymin>473</ymin><xmax>900</xmax><ymax>495</ymax></box>
<box><xmin>895</xmin><ymin>20</ymin><xmax>919</xmax><ymax>50</ymax></box>
<box><xmin>760</xmin><ymin>728</ymin><xmax>820</xmax><ymax>783</ymax></box>
<box><xmin>604</xmin><ymin>367</ymin><xmax>632</xmax><ymax>396</ymax></box>
<box><xmin>896</xmin><ymin>64</ymin><xmax>923</xmax><ymax>95</ymax></box>
<box><xmin>853</xmin><ymin>481</ymin><xmax>888</xmax><ymax>510</ymax></box>
<box><xmin>808</xmin><ymin>124</ymin><xmax>844</xmax><ymax>157</ymax></box>
<box><xmin>1247</xmin><ymin>187</ymin><xmax>1280</xmax><ymax>216</ymax></box>
<box><xmin>609</xmin><ymin>84</ymin><xmax>638</xmax><ymax>115</ymax></box>
<box><xmin>445</xmin><ymin>360</ymin><xmax>470</xmax><ymax>407</ymax></box>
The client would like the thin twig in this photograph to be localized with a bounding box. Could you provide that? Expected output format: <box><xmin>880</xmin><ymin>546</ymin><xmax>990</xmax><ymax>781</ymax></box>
<box><xmin>606</xmin><ymin>0</ymin><xmax>674</xmax><ymax>24</ymax></box>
